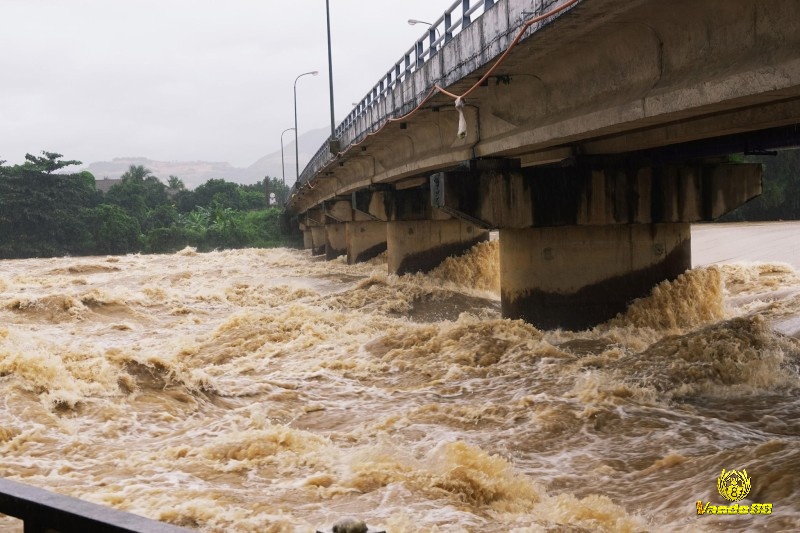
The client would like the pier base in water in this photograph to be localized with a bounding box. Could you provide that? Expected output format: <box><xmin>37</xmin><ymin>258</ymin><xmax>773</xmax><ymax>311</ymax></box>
<box><xmin>346</xmin><ymin>221</ymin><xmax>387</xmax><ymax>264</ymax></box>
<box><xmin>387</xmin><ymin>219</ymin><xmax>488</xmax><ymax>275</ymax></box>
<box><xmin>500</xmin><ymin>223</ymin><xmax>691</xmax><ymax>330</ymax></box>
<box><xmin>303</xmin><ymin>230</ymin><xmax>313</xmax><ymax>250</ymax></box>
<box><xmin>325</xmin><ymin>223</ymin><xmax>347</xmax><ymax>260</ymax></box>
<box><xmin>310</xmin><ymin>227</ymin><xmax>326</xmax><ymax>256</ymax></box>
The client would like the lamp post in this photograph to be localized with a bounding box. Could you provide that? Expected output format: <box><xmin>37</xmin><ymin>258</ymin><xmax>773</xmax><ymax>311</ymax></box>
<box><xmin>408</xmin><ymin>18</ymin><xmax>442</xmax><ymax>43</ymax></box>
<box><xmin>280</xmin><ymin>127</ymin><xmax>295</xmax><ymax>199</ymax></box>
<box><xmin>294</xmin><ymin>70</ymin><xmax>318</xmax><ymax>181</ymax></box>
<box><xmin>325</xmin><ymin>0</ymin><xmax>337</xmax><ymax>152</ymax></box>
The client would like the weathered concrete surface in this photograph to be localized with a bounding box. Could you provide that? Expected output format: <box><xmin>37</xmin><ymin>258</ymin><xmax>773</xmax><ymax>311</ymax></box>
<box><xmin>500</xmin><ymin>223</ymin><xmax>691</xmax><ymax>330</ymax></box>
<box><xmin>353</xmin><ymin>189</ymin><xmax>391</xmax><ymax>222</ymax></box>
<box><xmin>303</xmin><ymin>230</ymin><xmax>313</xmax><ymax>250</ymax></box>
<box><xmin>288</xmin><ymin>0</ymin><xmax>800</xmax><ymax>216</ymax></box>
<box><xmin>310</xmin><ymin>226</ymin><xmax>326</xmax><ymax>256</ymax></box>
<box><xmin>325</xmin><ymin>199</ymin><xmax>353</xmax><ymax>223</ymax></box>
<box><xmin>325</xmin><ymin>223</ymin><xmax>347</xmax><ymax>260</ymax></box>
<box><xmin>305</xmin><ymin>207</ymin><xmax>324</xmax><ymax>226</ymax></box>
<box><xmin>346</xmin><ymin>221</ymin><xmax>387</xmax><ymax>264</ymax></box>
<box><xmin>387</xmin><ymin>219</ymin><xmax>489</xmax><ymax>275</ymax></box>
<box><xmin>287</xmin><ymin>0</ymin><xmax>797</xmax><ymax>330</ymax></box>
<box><xmin>432</xmin><ymin>160</ymin><xmax>763</xmax><ymax>228</ymax></box>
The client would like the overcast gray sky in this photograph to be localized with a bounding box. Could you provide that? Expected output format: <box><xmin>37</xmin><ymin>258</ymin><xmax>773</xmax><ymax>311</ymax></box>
<box><xmin>1</xmin><ymin>0</ymin><xmax>450</xmax><ymax>167</ymax></box>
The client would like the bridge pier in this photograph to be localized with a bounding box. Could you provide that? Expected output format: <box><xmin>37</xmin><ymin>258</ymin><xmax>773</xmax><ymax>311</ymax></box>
<box><xmin>302</xmin><ymin>208</ymin><xmax>327</xmax><ymax>256</ymax></box>
<box><xmin>309</xmin><ymin>227</ymin><xmax>326</xmax><ymax>256</ymax></box>
<box><xmin>387</xmin><ymin>219</ymin><xmax>488</xmax><ymax>275</ymax></box>
<box><xmin>501</xmin><ymin>223</ymin><xmax>690</xmax><ymax>330</ymax></box>
<box><xmin>346</xmin><ymin>221</ymin><xmax>387</xmax><ymax>264</ymax></box>
<box><xmin>325</xmin><ymin>223</ymin><xmax>347</xmax><ymax>260</ymax></box>
<box><xmin>432</xmin><ymin>158</ymin><xmax>761</xmax><ymax>329</ymax></box>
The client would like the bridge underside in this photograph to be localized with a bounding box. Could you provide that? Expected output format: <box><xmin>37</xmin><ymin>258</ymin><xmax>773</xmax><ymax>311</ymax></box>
<box><xmin>299</xmin><ymin>155</ymin><xmax>761</xmax><ymax>330</ymax></box>
<box><xmin>288</xmin><ymin>0</ymin><xmax>798</xmax><ymax>329</ymax></box>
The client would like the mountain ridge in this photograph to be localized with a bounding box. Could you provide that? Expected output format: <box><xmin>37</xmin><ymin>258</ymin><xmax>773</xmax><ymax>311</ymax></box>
<box><xmin>81</xmin><ymin>127</ymin><xmax>329</xmax><ymax>190</ymax></box>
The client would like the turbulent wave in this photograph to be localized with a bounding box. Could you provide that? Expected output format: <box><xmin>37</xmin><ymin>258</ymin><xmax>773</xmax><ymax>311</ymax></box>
<box><xmin>1</xmin><ymin>234</ymin><xmax>799</xmax><ymax>532</ymax></box>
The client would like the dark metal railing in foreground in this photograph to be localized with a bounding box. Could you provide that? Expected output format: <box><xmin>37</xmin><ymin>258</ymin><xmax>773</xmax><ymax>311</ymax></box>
<box><xmin>0</xmin><ymin>477</ymin><xmax>190</xmax><ymax>533</ymax></box>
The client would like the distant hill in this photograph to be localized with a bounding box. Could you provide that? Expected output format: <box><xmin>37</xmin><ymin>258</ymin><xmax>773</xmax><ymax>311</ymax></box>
<box><xmin>82</xmin><ymin>127</ymin><xmax>330</xmax><ymax>190</ymax></box>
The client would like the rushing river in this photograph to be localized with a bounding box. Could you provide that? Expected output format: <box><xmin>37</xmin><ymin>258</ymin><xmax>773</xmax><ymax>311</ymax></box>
<box><xmin>1</xmin><ymin>222</ymin><xmax>799</xmax><ymax>532</ymax></box>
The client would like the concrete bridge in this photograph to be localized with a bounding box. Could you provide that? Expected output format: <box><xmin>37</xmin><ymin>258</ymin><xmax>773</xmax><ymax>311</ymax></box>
<box><xmin>286</xmin><ymin>0</ymin><xmax>800</xmax><ymax>330</ymax></box>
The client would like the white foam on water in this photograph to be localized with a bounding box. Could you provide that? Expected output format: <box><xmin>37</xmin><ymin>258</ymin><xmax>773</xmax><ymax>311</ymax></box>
<box><xmin>0</xmin><ymin>225</ymin><xmax>798</xmax><ymax>531</ymax></box>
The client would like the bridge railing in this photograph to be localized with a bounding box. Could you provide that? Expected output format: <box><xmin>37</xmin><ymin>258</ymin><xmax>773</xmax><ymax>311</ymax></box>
<box><xmin>294</xmin><ymin>0</ymin><xmax>502</xmax><ymax>190</ymax></box>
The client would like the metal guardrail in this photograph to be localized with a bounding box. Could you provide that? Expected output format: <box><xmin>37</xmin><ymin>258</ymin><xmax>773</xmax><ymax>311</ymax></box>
<box><xmin>337</xmin><ymin>0</ymin><xmax>495</xmax><ymax>139</ymax></box>
<box><xmin>293</xmin><ymin>0</ymin><xmax>504</xmax><ymax>191</ymax></box>
<box><xmin>0</xmin><ymin>477</ymin><xmax>191</xmax><ymax>533</ymax></box>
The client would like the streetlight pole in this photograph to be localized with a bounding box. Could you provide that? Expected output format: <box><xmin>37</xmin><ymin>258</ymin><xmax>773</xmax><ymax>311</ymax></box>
<box><xmin>325</xmin><ymin>0</ymin><xmax>337</xmax><ymax>151</ymax></box>
<box><xmin>294</xmin><ymin>70</ymin><xmax>318</xmax><ymax>181</ymax></box>
<box><xmin>408</xmin><ymin>19</ymin><xmax>442</xmax><ymax>46</ymax></box>
<box><xmin>280</xmin><ymin>127</ymin><xmax>295</xmax><ymax>199</ymax></box>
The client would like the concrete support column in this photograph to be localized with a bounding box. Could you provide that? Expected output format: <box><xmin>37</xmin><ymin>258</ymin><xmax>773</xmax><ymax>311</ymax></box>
<box><xmin>500</xmin><ymin>223</ymin><xmax>691</xmax><ymax>330</ymax></box>
<box><xmin>303</xmin><ymin>230</ymin><xmax>313</xmax><ymax>250</ymax></box>
<box><xmin>324</xmin><ymin>223</ymin><xmax>347</xmax><ymax>260</ymax></box>
<box><xmin>310</xmin><ymin>226</ymin><xmax>326</xmax><ymax>256</ymax></box>
<box><xmin>387</xmin><ymin>219</ymin><xmax>489</xmax><ymax>275</ymax></box>
<box><xmin>346</xmin><ymin>221</ymin><xmax>387</xmax><ymax>264</ymax></box>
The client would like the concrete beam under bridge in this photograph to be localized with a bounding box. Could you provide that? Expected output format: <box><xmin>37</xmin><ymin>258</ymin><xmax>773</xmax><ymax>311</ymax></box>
<box><xmin>431</xmin><ymin>158</ymin><xmax>761</xmax><ymax>329</ymax></box>
<box><xmin>431</xmin><ymin>159</ymin><xmax>763</xmax><ymax>228</ymax></box>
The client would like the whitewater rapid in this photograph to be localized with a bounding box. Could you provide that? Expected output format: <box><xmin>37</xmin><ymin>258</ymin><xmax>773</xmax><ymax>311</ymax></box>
<box><xmin>0</xmin><ymin>223</ymin><xmax>798</xmax><ymax>532</ymax></box>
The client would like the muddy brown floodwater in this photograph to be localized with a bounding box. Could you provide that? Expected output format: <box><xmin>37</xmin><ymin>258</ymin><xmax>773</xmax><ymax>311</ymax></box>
<box><xmin>0</xmin><ymin>223</ymin><xmax>798</xmax><ymax>532</ymax></box>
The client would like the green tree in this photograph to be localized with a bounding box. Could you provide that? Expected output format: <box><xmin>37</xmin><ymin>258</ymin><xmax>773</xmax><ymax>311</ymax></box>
<box><xmin>80</xmin><ymin>204</ymin><xmax>141</xmax><ymax>254</ymax></box>
<box><xmin>167</xmin><ymin>175</ymin><xmax>185</xmax><ymax>191</ymax></box>
<box><xmin>143</xmin><ymin>204</ymin><xmax>179</xmax><ymax>233</ymax></box>
<box><xmin>0</xmin><ymin>154</ymin><xmax>93</xmax><ymax>258</ymax></box>
<box><xmin>21</xmin><ymin>151</ymin><xmax>82</xmax><ymax>174</ymax></box>
<box><xmin>722</xmin><ymin>149</ymin><xmax>800</xmax><ymax>221</ymax></box>
<box><xmin>261</xmin><ymin>177</ymin><xmax>290</xmax><ymax>205</ymax></box>
<box><xmin>192</xmin><ymin>179</ymin><xmax>241</xmax><ymax>210</ymax></box>
<box><xmin>104</xmin><ymin>164</ymin><xmax>169</xmax><ymax>225</ymax></box>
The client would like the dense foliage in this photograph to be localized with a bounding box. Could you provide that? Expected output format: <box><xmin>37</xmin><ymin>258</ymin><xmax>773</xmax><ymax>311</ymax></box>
<box><xmin>2</xmin><ymin>148</ymin><xmax>799</xmax><ymax>259</ymax></box>
<box><xmin>722</xmin><ymin>150</ymin><xmax>800</xmax><ymax>221</ymax></box>
<box><xmin>0</xmin><ymin>152</ymin><xmax>297</xmax><ymax>259</ymax></box>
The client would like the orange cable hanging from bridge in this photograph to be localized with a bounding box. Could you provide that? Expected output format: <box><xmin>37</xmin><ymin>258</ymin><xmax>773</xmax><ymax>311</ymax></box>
<box><xmin>435</xmin><ymin>0</ymin><xmax>580</xmax><ymax>101</ymax></box>
<box><xmin>325</xmin><ymin>0</ymin><xmax>581</xmax><ymax>167</ymax></box>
